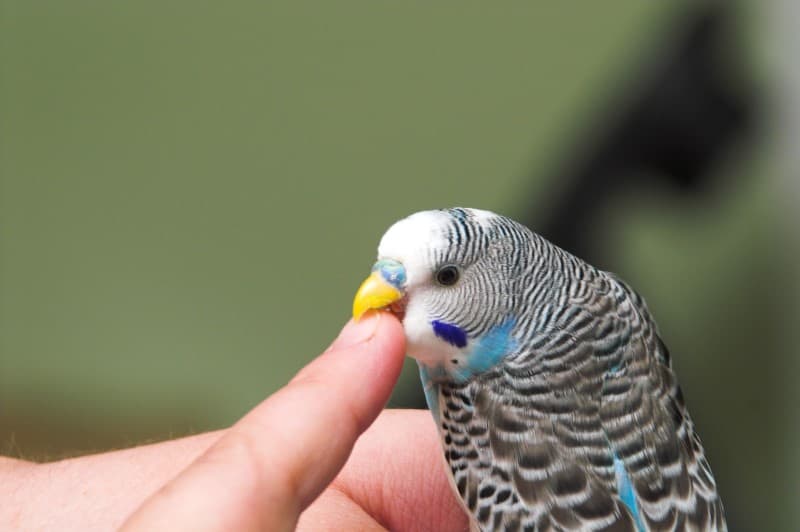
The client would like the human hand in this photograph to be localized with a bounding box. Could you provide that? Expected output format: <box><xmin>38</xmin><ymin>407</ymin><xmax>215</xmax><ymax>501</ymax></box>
<box><xmin>122</xmin><ymin>313</ymin><xmax>467</xmax><ymax>531</ymax></box>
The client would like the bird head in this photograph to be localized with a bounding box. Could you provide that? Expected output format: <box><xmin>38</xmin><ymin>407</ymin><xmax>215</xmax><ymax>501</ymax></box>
<box><xmin>353</xmin><ymin>208</ymin><xmax>525</xmax><ymax>373</ymax></box>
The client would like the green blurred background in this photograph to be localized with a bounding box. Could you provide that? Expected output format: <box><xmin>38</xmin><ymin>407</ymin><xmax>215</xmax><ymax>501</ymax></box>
<box><xmin>1</xmin><ymin>2</ymin><xmax>796</xmax><ymax>530</ymax></box>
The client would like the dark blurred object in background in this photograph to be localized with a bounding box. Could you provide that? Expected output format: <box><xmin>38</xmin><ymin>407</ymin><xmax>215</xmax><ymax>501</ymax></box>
<box><xmin>531</xmin><ymin>3</ymin><xmax>755</xmax><ymax>260</ymax></box>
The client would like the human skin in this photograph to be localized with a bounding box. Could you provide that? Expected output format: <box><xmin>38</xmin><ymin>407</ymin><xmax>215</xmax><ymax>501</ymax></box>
<box><xmin>0</xmin><ymin>314</ymin><xmax>467</xmax><ymax>531</ymax></box>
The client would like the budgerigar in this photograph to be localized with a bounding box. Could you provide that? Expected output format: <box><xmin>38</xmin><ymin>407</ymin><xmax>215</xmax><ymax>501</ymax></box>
<box><xmin>352</xmin><ymin>208</ymin><xmax>725</xmax><ymax>531</ymax></box>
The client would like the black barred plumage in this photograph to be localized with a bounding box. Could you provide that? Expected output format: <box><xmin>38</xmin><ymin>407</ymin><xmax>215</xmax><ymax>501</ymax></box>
<box><xmin>370</xmin><ymin>208</ymin><xmax>725</xmax><ymax>531</ymax></box>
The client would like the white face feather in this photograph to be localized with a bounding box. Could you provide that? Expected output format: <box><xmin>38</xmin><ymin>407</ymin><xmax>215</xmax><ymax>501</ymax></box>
<box><xmin>375</xmin><ymin>208</ymin><xmax>499</xmax><ymax>366</ymax></box>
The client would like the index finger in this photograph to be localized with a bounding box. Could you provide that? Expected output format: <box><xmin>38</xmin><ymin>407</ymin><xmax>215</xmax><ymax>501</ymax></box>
<box><xmin>123</xmin><ymin>312</ymin><xmax>406</xmax><ymax>531</ymax></box>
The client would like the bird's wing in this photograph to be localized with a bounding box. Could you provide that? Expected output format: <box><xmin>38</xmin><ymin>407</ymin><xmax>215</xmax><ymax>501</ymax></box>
<box><xmin>597</xmin><ymin>276</ymin><xmax>726</xmax><ymax>531</ymax></box>
<box><xmin>436</xmin><ymin>273</ymin><xmax>725</xmax><ymax>531</ymax></box>
<box><xmin>438</xmin><ymin>376</ymin><xmax>639</xmax><ymax>531</ymax></box>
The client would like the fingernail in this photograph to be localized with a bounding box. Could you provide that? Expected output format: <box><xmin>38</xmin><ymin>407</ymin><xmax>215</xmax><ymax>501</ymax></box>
<box><xmin>330</xmin><ymin>312</ymin><xmax>381</xmax><ymax>350</ymax></box>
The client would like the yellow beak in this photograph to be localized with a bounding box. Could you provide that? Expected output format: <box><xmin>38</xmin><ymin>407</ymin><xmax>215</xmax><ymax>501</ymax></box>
<box><xmin>352</xmin><ymin>271</ymin><xmax>404</xmax><ymax>321</ymax></box>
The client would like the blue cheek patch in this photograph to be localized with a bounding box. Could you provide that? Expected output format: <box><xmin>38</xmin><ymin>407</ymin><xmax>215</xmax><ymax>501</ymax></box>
<box><xmin>467</xmin><ymin>319</ymin><xmax>516</xmax><ymax>374</ymax></box>
<box><xmin>434</xmin><ymin>318</ymin><xmax>517</xmax><ymax>383</ymax></box>
<box><xmin>431</xmin><ymin>320</ymin><xmax>468</xmax><ymax>348</ymax></box>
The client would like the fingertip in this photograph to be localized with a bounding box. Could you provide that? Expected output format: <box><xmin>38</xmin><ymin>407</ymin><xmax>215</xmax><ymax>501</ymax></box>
<box><xmin>374</xmin><ymin>312</ymin><xmax>405</xmax><ymax>347</ymax></box>
<box><xmin>365</xmin><ymin>312</ymin><xmax>405</xmax><ymax>365</ymax></box>
<box><xmin>328</xmin><ymin>312</ymin><xmax>405</xmax><ymax>356</ymax></box>
<box><xmin>363</xmin><ymin>312</ymin><xmax>406</xmax><ymax>384</ymax></box>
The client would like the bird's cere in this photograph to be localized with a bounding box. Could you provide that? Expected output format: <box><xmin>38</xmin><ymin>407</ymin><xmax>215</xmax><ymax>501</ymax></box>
<box><xmin>371</xmin><ymin>259</ymin><xmax>407</xmax><ymax>290</ymax></box>
<box><xmin>352</xmin><ymin>207</ymin><xmax>726</xmax><ymax>531</ymax></box>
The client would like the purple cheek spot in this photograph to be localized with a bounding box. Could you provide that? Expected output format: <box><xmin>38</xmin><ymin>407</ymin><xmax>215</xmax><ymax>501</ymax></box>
<box><xmin>431</xmin><ymin>320</ymin><xmax>468</xmax><ymax>348</ymax></box>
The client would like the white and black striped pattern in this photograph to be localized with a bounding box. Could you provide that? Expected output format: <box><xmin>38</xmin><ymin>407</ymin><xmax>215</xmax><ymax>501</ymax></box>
<box><xmin>419</xmin><ymin>208</ymin><xmax>726</xmax><ymax>531</ymax></box>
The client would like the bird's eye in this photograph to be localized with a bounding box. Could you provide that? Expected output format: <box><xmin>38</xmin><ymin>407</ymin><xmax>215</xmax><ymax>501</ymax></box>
<box><xmin>435</xmin><ymin>265</ymin><xmax>460</xmax><ymax>286</ymax></box>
